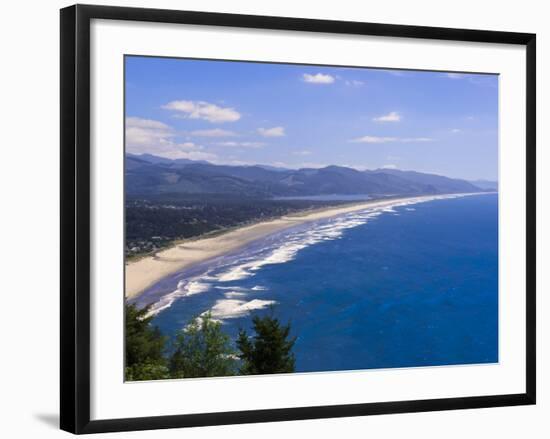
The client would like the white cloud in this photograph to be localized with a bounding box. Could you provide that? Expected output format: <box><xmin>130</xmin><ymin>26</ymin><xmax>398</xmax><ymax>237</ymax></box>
<box><xmin>386</xmin><ymin>70</ymin><xmax>406</xmax><ymax>77</ymax></box>
<box><xmin>300</xmin><ymin>162</ymin><xmax>331</xmax><ymax>169</ymax></box>
<box><xmin>351</xmin><ymin>136</ymin><xmax>397</xmax><ymax>144</ymax></box>
<box><xmin>191</xmin><ymin>128</ymin><xmax>238</xmax><ymax>137</ymax></box>
<box><xmin>341</xmin><ymin>164</ymin><xmax>370</xmax><ymax>171</ymax></box>
<box><xmin>172</xmin><ymin>150</ymin><xmax>218</xmax><ymax>161</ymax></box>
<box><xmin>345</xmin><ymin>79</ymin><xmax>365</xmax><ymax>87</ymax></box>
<box><xmin>126</xmin><ymin>117</ymin><xmax>171</xmax><ymax>131</ymax></box>
<box><xmin>240</xmin><ymin>142</ymin><xmax>265</xmax><ymax>148</ymax></box>
<box><xmin>216</xmin><ymin>141</ymin><xmax>265</xmax><ymax>148</ymax></box>
<box><xmin>258</xmin><ymin>126</ymin><xmax>285</xmax><ymax>137</ymax></box>
<box><xmin>179</xmin><ymin>142</ymin><xmax>199</xmax><ymax>150</ymax></box>
<box><xmin>125</xmin><ymin>117</ymin><xmax>217</xmax><ymax>160</ymax></box>
<box><xmin>445</xmin><ymin>73</ymin><xmax>465</xmax><ymax>79</ymax></box>
<box><xmin>126</xmin><ymin>117</ymin><xmax>173</xmax><ymax>146</ymax></box>
<box><xmin>292</xmin><ymin>150</ymin><xmax>312</xmax><ymax>156</ymax></box>
<box><xmin>162</xmin><ymin>100</ymin><xmax>241</xmax><ymax>123</ymax></box>
<box><xmin>302</xmin><ymin>73</ymin><xmax>335</xmax><ymax>84</ymax></box>
<box><xmin>267</xmin><ymin>161</ymin><xmax>324</xmax><ymax>169</ymax></box>
<box><xmin>451</xmin><ymin>128</ymin><xmax>462</xmax><ymax>133</ymax></box>
<box><xmin>444</xmin><ymin>73</ymin><xmax>497</xmax><ymax>87</ymax></box>
<box><xmin>218</xmin><ymin>159</ymin><xmax>256</xmax><ymax>166</ymax></box>
<box><xmin>350</xmin><ymin>135</ymin><xmax>433</xmax><ymax>144</ymax></box>
<box><xmin>382</xmin><ymin>164</ymin><xmax>398</xmax><ymax>169</ymax></box>
<box><xmin>373</xmin><ymin>111</ymin><xmax>401</xmax><ymax>123</ymax></box>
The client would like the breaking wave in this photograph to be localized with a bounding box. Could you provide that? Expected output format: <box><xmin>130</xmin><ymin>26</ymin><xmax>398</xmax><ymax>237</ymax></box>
<box><xmin>144</xmin><ymin>194</ymin><xmax>469</xmax><ymax>318</ymax></box>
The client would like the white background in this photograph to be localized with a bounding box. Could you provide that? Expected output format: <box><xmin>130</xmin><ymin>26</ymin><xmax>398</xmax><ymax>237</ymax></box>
<box><xmin>91</xmin><ymin>19</ymin><xmax>527</xmax><ymax>420</ymax></box>
<box><xmin>0</xmin><ymin>0</ymin><xmax>547</xmax><ymax>437</ymax></box>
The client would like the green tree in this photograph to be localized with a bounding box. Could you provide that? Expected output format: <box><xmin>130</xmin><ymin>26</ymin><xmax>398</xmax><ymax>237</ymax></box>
<box><xmin>237</xmin><ymin>314</ymin><xmax>296</xmax><ymax>375</ymax></box>
<box><xmin>125</xmin><ymin>303</ymin><xmax>169</xmax><ymax>381</ymax></box>
<box><xmin>169</xmin><ymin>313</ymin><xmax>237</xmax><ymax>378</ymax></box>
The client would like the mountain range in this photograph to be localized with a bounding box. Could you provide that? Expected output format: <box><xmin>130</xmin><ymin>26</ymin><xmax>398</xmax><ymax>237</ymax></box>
<box><xmin>126</xmin><ymin>153</ymin><xmax>494</xmax><ymax>198</ymax></box>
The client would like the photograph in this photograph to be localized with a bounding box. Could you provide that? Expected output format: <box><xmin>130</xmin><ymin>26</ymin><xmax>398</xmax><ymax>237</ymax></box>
<box><xmin>0</xmin><ymin>0</ymin><xmax>542</xmax><ymax>436</ymax></box>
<box><xmin>124</xmin><ymin>56</ymin><xmax>499</xmax><ymax>382</ymax></box>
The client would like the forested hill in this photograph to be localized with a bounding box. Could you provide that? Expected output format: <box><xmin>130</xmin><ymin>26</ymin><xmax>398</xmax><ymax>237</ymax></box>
<box><xmin>126</xmin><ymin>153</ymin><xmax>488</xmax><ymax>198</ymax></box>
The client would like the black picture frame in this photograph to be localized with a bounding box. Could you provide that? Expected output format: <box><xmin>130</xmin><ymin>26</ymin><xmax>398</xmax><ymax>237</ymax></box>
<box><xmin>60</xmin><ymin>4</ymin><xmax>536</xmax><ymax>434</ymax></box>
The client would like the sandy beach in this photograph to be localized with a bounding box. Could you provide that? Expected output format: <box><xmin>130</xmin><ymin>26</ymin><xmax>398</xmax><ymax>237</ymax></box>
<box><xmin>125</xmin><ymin>194</ymin><xmax>463</xmax><ymax>299</ymax></box>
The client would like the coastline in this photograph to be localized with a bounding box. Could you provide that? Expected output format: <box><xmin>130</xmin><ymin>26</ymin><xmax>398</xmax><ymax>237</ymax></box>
<box><xmin>125</xmin><ymin>193</ymin><xmax>479</xmax><ymax>299</ymax></box>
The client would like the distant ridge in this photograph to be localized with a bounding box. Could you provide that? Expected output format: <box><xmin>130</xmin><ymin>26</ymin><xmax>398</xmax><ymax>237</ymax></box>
<box><xmin>125</xmin><ymin>153</ymin><xmax>487</xmax><ymax>198</ymax></box>
<box><xmin>468</xmin><ymin>179</ymin><xmax>498</xmax><ymax>191</ymax></box>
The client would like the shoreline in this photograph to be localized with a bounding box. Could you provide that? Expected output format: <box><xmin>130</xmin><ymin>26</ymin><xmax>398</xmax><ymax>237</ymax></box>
<box><xmin>125</xmin><ymin>193</ymin><xmax>484</xmax><ymax>299</ymax></box>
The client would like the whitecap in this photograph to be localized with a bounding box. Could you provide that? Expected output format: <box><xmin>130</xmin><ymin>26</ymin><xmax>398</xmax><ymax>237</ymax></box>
<box><xmin>224</xmin><ymin>291</ymin><xmax>248</xmax><ymax>298</ymax></box>
<box><xmin>206</xmin><ymin>299</ymin><xmax>277</xmax><ymax>320</ymax></box>
<box><xmin>215</xmin><ymin>285</ymin><xmax>247</xmax><ymax>291</ymax></box>
<box><xmin>212</xmin><ymin>207</ymin><xmax>389</xmax><ymax>283</ymax></box>
<box><xmin>144</xmin><ymin>279</ymin><xmax>211</xmax><ymax>317</ymax></box>
<box><xmin>146</xmin><ymin>192</ymin><xmax>472</xmax><ymax>316</ymax></box>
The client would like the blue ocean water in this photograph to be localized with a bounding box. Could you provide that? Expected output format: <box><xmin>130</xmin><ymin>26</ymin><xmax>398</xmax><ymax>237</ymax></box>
<box><xmin>137</xmin><ymin>193</ymin><xmax>498</xmax><ymax>372</ymax></box>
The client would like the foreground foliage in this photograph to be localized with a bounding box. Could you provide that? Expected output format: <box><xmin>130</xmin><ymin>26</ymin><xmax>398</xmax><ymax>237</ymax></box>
<box><xmin>169</xmin><ymin>313</ymin><xmax>237</xmax><ymax>378</ymax></box>
<box><xmin>237</xmin><ymin>314</ymin><xmax>296</xmax><ymax>375</ymax></box>
<box><xmin>125</xmin><ymin>304</ymin><xmax>169</xmax><ymax>381</ymax></box>
<box><xmin>124</xmin><ymin>304</ymin><xmax>296</xmax><ymax>381</ymax></box>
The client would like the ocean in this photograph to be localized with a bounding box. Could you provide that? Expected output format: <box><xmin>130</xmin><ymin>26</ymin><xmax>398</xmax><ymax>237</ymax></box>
<box><xmin>135</xmin><ymin>193</ymin><xmax>499</xmax><ymax>372</ymax></box>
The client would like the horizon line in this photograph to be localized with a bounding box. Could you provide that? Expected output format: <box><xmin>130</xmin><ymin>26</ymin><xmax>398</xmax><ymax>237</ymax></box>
<box><xmin>126</xmin><ymin>152</ymin><xmax>498</xmax><ymax>182</ymax></box>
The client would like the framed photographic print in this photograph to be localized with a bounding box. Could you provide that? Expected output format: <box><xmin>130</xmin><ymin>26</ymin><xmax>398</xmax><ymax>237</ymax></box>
<box><xmin>60</xmin><ymin>4</ymin><xmax>536</xmax><ymax>434</ymax></box>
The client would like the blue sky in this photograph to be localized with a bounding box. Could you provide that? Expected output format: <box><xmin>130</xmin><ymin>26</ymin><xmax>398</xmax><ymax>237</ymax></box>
<box><xmin>125</xmin><ymin>56</ymin><xmax>498</xmax><ymax>180</ymax></box>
